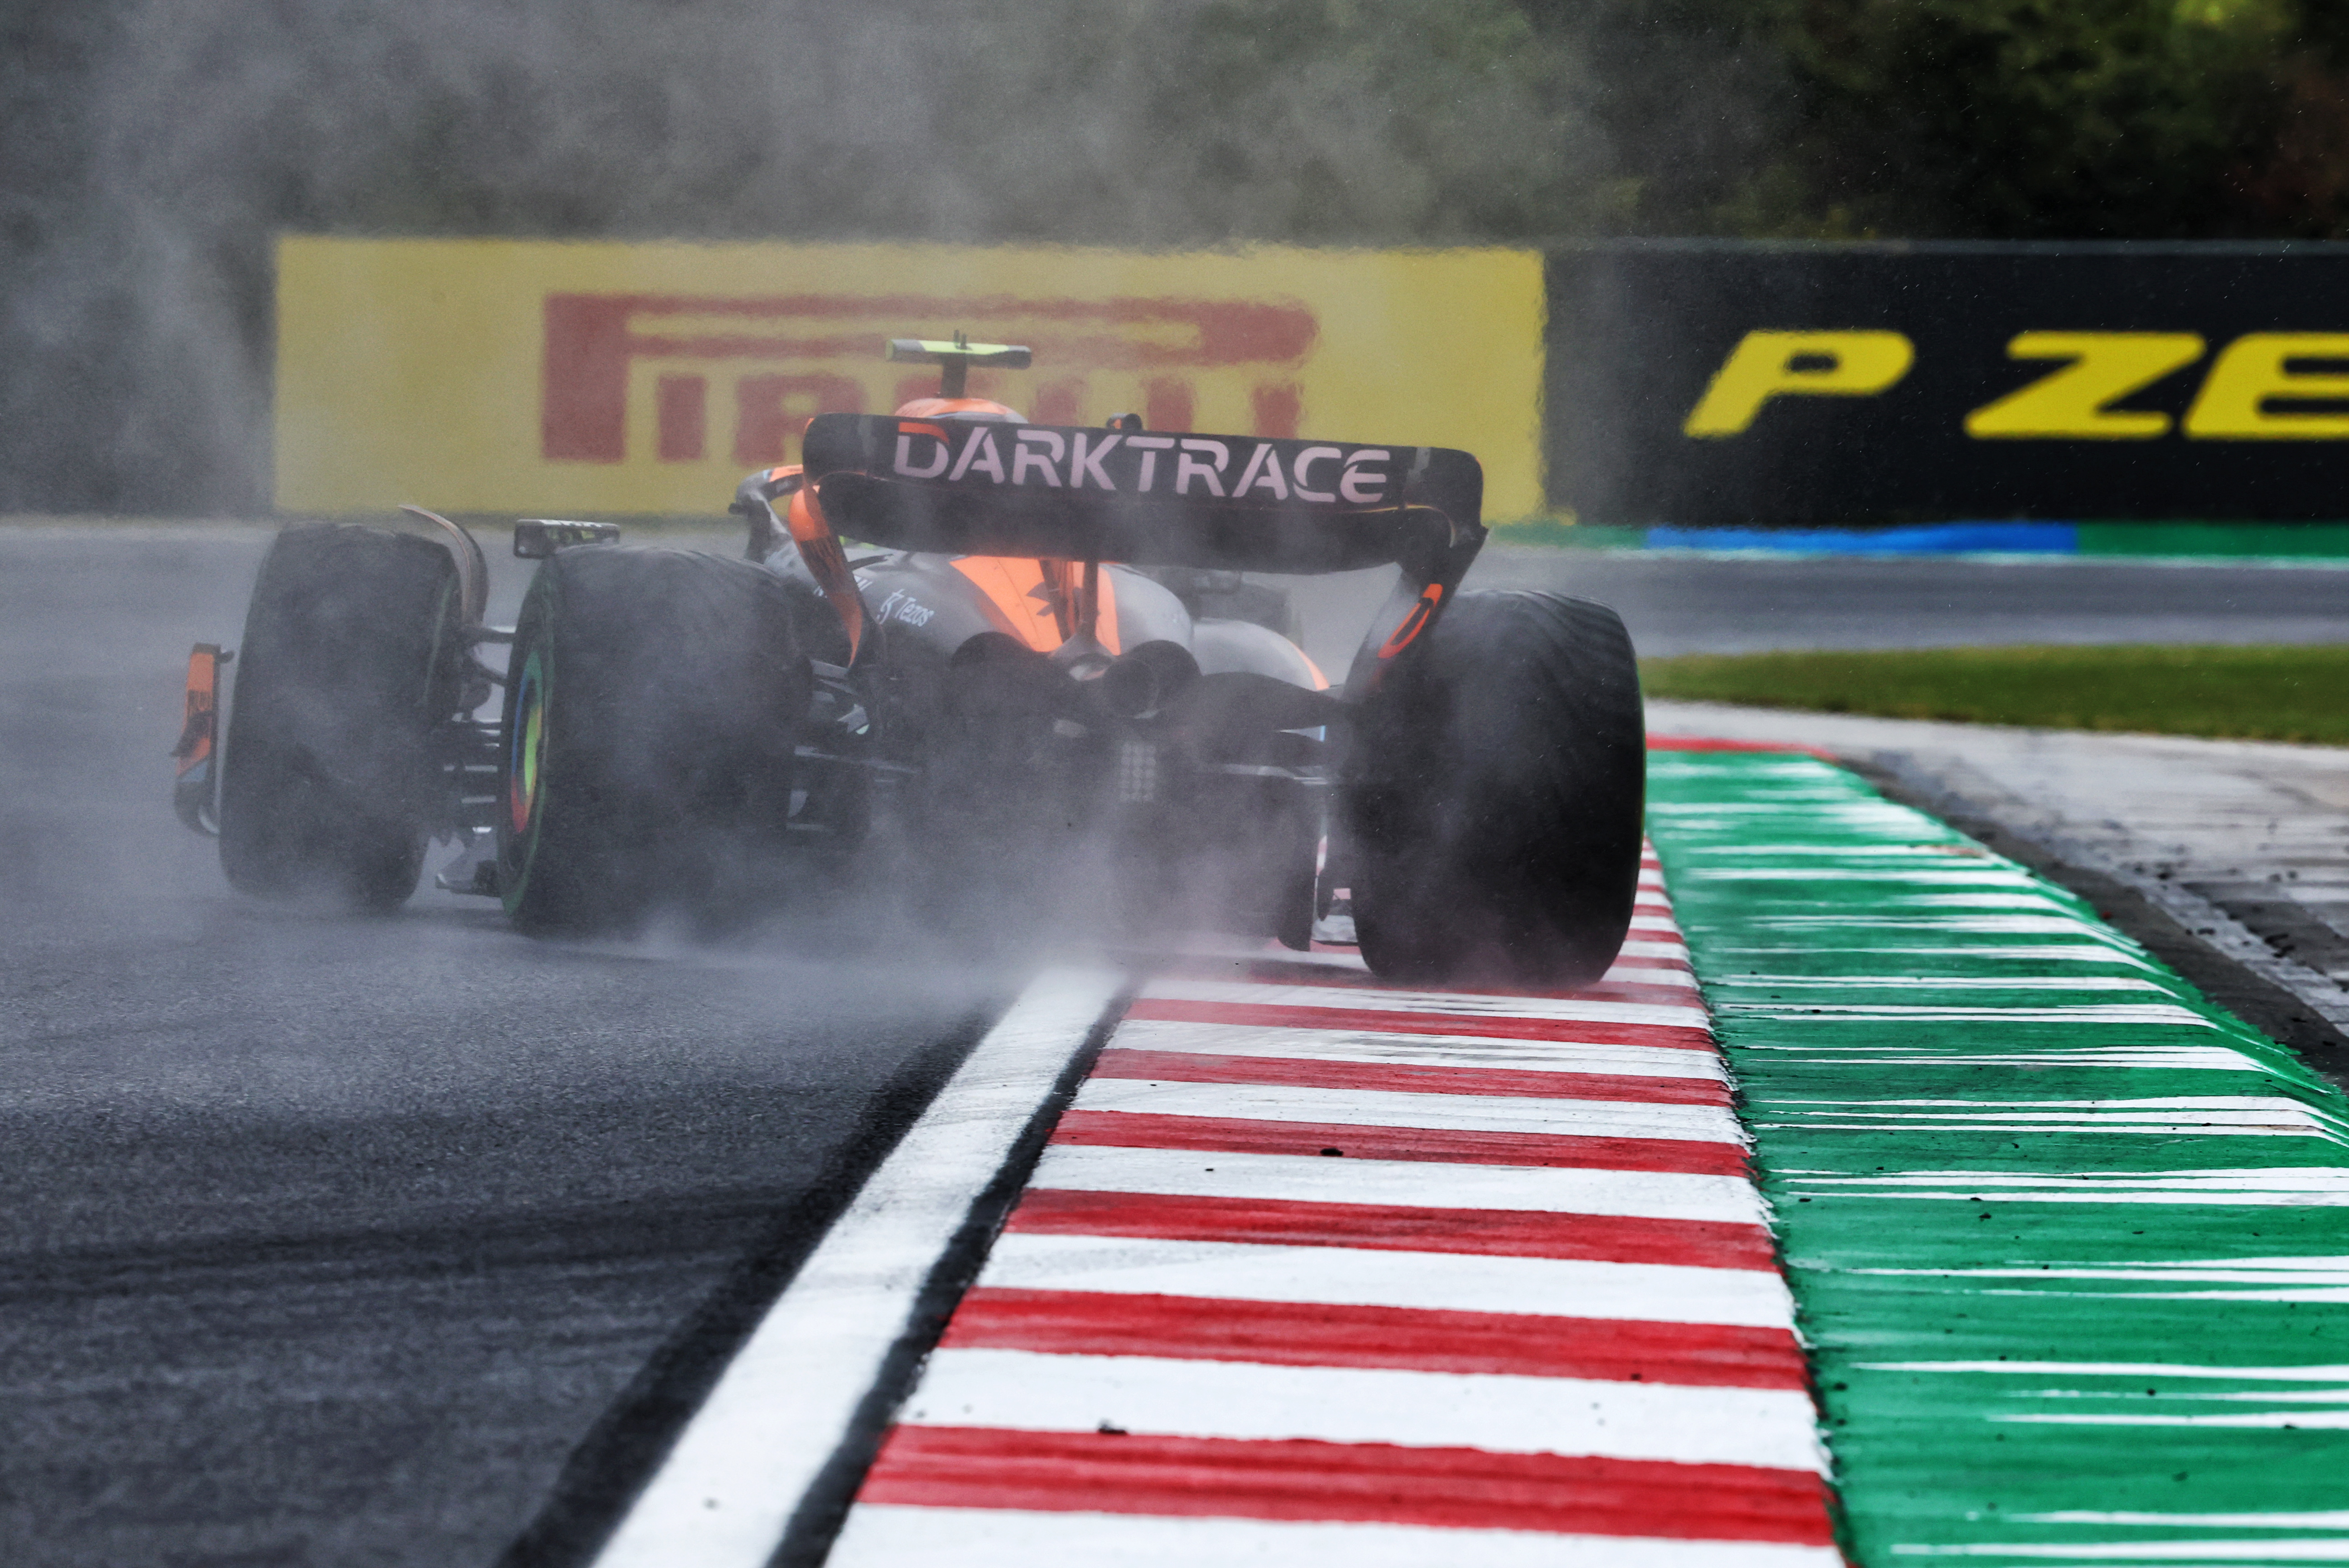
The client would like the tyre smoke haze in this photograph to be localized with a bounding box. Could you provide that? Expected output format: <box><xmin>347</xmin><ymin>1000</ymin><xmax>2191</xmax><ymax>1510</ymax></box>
<box><xmin>0</xmin><ymin>0</ymin><xmax>1787</xmax><ymax>516</ymax></box>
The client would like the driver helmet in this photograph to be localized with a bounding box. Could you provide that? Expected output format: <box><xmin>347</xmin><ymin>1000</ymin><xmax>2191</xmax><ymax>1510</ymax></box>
<box><xmin>894</xmin><ymin>395</ymin><xmax>1026</xmax><ymax>423</ymax></box>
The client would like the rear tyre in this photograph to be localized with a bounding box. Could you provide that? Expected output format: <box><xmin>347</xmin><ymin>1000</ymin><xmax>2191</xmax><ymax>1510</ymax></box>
<box><xmin>1342</xmin><ymin>590</ymin><xmax>1645</xmax><ymax>987</ymax></box>
<box><xmin>497</xmin><ymin>547</ymin><xmax>811</xmax><ymax>935</ymax></box>
<box><xmin>218</xmin><ymin>524</ymin><xmax>461</xmax><ymax>911</ymax></box>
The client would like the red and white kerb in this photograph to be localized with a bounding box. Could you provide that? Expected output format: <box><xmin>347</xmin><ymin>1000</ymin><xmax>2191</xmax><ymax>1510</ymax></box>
<box><xmin>828</xmin><ymin>849</ymin><xmax>1839</xmax><ymax>1566</ymax></box>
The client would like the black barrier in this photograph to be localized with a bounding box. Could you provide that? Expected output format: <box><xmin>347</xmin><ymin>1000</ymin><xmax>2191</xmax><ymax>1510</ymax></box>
<box><xmin>1547</xmin><ymin>240</ymin><xmax>2349</xmax><ymax>525</ymax></box>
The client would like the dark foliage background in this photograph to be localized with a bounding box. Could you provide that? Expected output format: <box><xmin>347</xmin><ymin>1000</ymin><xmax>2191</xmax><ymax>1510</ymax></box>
<box><xmin>3</xmin><ymin>0</ymin><xmax>2342</xmax><ymax>513</ymax></box>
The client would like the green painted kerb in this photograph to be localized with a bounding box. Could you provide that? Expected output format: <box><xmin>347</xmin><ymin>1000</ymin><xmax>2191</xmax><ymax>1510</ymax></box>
<box><xmin>1646</xmin><ymin>750</ymin><xmax>2349</xmax><ymax>1568</ymax></box>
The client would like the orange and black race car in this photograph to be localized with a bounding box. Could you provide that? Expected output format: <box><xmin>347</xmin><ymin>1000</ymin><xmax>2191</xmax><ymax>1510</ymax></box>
<box><xmin>172</xmin><ymin>336</ymin><xmax>1645</xmax><ymax>984</ymax></box>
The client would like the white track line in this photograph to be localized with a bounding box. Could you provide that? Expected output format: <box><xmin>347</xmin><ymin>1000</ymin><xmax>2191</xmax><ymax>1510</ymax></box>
<box><xmin>588</xmin><ymin>966</ymin><xmax>1125</xmax><ymax>1568</ymax></box>
<box><xmin>834</xmin><ymin>1506</ymin><xmax>1847</xmax><ymax>1568</ymax></box>
<box><xmin>974</xmin><ymin>1233</ymin><xmax>1801</xmax><ymax>1326</ymax></box>
<box><xmin>1108</xmin><ymin>1018</ymin><xmax>1728</xmax><ymax>1079</ymax></box>
<box><xmin>1143</xmin><ymin>976</ymin><xmax>1709</xmax><ymax>1028</ymax></box>
<box><xmin>1068</xmin><ymin>1077</ymin><xmax>1745</xmax><ymax>1143</ymax></box>
<box><xmin>900</xmin><ymin>1347</ymin><xmax>1827</xmax><ymax>1469</ymax></box>
<box><xmin>1029</xmin><ymin>1143</ymin><xmax>1770</xmax><ymax>1222</ymax></box>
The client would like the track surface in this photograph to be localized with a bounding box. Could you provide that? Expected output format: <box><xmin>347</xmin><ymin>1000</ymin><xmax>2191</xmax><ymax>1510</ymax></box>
<box><xmin>6</xmin><ymin>522</ymin><xmax>2345</xmax><ymax>1565</ymax></box>
<box><xmin>1285</xmin><ymin>545</ymin><xmax>2349</xmax><ymax>670</ymax></box>
<box><xmin>0</xmin><ymin>526</ymin><xmax>1012</xmax><ymax>1566</ymax></box>
<box><xmin>1470</xmin><ymin>545</ymin><xmax>2349</xmax><ymax>656</ymax></box>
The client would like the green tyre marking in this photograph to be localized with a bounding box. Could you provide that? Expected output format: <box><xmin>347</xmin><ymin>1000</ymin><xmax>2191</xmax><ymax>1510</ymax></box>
<box><xmin>498</xmin><ymin>641</ymin><xmax>551</xmax><ymax>919</ymax></box>
<box><xmin>1646</xmin><ymin>748</ymin><xmax>2349</xmax><ymax>1568</ymax></box>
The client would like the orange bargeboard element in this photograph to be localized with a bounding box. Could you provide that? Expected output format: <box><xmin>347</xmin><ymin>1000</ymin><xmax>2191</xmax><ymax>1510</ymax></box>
<box><xmin>953</xmin><ymin>558</ymin><xmax>1123</xmax><ymax>656</ymax></box>
<box><xmin>273</xmin><ymin>239</ymin><xmax>1545</xmax><ymax>520</ymax></box>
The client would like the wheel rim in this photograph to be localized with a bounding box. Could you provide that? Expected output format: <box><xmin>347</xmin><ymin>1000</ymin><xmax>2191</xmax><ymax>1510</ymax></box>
<box><xmin>508</xmin><ymin>649</ymin><xmax>548</xmax><ymax>837</ymax></box>
<box><xmin>499</xmin><ymin>643</ymin><xmax>553</xmax><ymax>917</ymax></box>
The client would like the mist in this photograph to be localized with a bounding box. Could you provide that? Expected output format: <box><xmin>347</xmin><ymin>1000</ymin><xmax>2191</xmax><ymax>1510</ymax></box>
<box><xmin>0</xmin><ymin>0</ymin><xmax>1797</xmax><ymax>982</ymax></box>
<box><xmin>0</xmin><ymin>0</ymin><xmax>1791</xmax><ymax>516</ymax></box>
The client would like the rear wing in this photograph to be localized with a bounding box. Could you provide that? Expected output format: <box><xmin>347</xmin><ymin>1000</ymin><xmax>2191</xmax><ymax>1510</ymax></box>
<box><xmin>758</xmin><ymin>413</ymin><xmax>1488</xmax><ymax>694</ymax></box>
<box><xmin>799</xmin><ymin>414</ymin><xmax>1484</xmax><ymax>579</ymax></box>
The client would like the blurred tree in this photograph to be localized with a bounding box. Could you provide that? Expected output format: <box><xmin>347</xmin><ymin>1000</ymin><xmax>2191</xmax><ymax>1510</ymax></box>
<box><xmin>1114</xmin><ymin>0</ymin><xmax>1606</xmax><ymax>241</ymax></box>
<box><xmin>1592</xmin><ymin>0</ymin><xmax>2349</xmax><ymax>240</ymax></box>
<box><xmin>11</xmin><ymin>0</ymin><xmax>2349</xmax><ymax>510</ymax></box>
<box><xmin>1520</xmin><ymin>0</ymin><xmax>1804</xmax><ymax>233</ymax></box>
<box><xmin>2228</xmin><ymin>1</ymin><xmax>2349</xmax><ymax>234</ymax></box>
<box><xmin>1755</xmin><ymin>0</ymin><xmax>2287</xmax><ymax>237</ymax></box>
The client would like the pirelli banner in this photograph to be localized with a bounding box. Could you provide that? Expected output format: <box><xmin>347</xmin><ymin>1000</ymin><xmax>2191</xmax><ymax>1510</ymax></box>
<box><xmin>1549</xmin><ymin>241</ymin><xmax>2349</xmax><ymax>524</ymax></box>
<box><xmin>274</xmin><ymin>238</ymin><xmax>1545</xmax><ymax>521</ymax></box>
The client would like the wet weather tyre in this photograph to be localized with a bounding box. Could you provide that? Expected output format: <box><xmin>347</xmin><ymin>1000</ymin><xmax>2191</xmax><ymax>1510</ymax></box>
<box><xmin>217</xmin><ymin>524</ymin><xmax>462</xmax><ymax>911</ymax></box>
<box><xmin>1343</xmin><ymin>590</ymin><xmax>1645</xmax><ymax>987</ymax></box>
<box><xmin>496</xmin><ymin>547</ymin><xmax>811</xmax><ymax>935</ymax></box>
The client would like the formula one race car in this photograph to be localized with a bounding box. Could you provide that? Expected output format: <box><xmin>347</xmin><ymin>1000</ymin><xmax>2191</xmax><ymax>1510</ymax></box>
<box><xmin>172</xmin><ymin>337</ymin><xmax>1645</xmax><ymax>984</ymax></box>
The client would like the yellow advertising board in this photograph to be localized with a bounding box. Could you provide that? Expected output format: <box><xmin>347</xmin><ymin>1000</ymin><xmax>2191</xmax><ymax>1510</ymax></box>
<box><xmin>274</xmin><ymin>237</ymin><xmax>1544</xmax><ymax>521</ymax></box>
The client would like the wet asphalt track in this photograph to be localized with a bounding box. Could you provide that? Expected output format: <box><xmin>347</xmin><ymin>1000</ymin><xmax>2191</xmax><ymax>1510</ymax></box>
<box><xmin>0</xmin><ymin>525</ymin><xmax>1015</xmax><ymax>1568</ymax></box>
<box><xmin>1468</xmin><ymin>544</ymin><xmax>2349</xmax><ymax>656</ymax></box>
<box><xmin>4</xmin><ymin>522</ymin><xmax>2346</xmax><ymax>1567</ymax></box>
<box><xmin>1287</xmin><ymin>545</ymin><xmax>2349</xmax><ymax>671</ymax></box>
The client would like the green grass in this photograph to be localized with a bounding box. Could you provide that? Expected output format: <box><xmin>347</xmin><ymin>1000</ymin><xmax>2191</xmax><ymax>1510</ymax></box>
<box><xmin>1486</xmin><ymin>518</ymin><xmax>1648</xmax><ymax>550</ymax></box>
<box><xmin>1639</xmin><ymin>643</ymin><xmax>2349</xmax><ymax>744</ymax></box>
